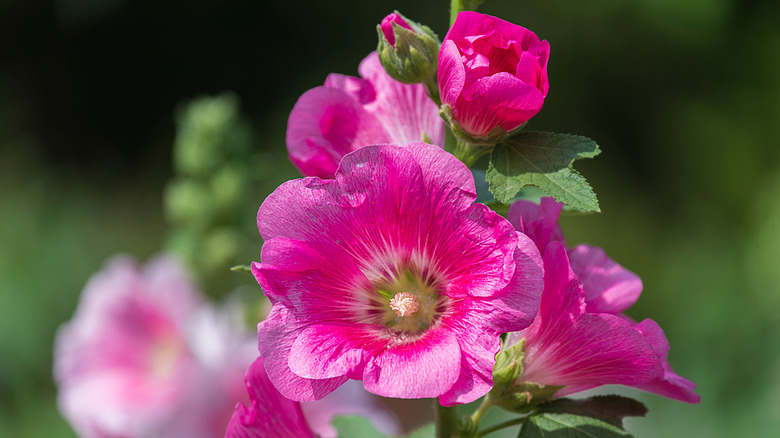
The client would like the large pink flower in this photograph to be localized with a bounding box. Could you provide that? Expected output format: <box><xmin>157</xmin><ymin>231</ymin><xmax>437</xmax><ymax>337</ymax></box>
<box><xmin>438</xmin><ymin>12</ymin><xmax>550</xmax><ymax>141</ymax></box>
<box><xmin>509</xmin><ymin>243</ymin><xmax>663</xmax><ymax>397</ymax></box>
<box><xmin>253</xmin><ymin>143</ymin><xmax>543</xmax><ymax>406</ymax></box>
<box><xmin>54</xmin><ymin>256</ymin><xmax>257</xmax><ymax>438</ymax></box>
<box><xmin>286</xmin><ymin>52</ymin><xmax>444</xmax><ymax>178</ymax></box>
<box><xmin>225</xmin><ymin>357</ymin><xmax>399</xmax><ymax>438</ymax></box>
<box><xmin>507</xmin><ymin>198</ymin><xmax>700</xmax><ymax>403</ymax></box>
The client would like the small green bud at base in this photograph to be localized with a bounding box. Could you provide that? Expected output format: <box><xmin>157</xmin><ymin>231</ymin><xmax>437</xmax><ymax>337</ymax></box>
<box><xmin>489</xmin><ymin>338</ymin><xmax>564</xmax><ymax>413</ymax></box>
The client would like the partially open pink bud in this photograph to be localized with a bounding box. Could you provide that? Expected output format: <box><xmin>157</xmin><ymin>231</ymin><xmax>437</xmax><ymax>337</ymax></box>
<box><xmin>380</xmin><ymin>12</ymin><xmax>412</xmax><ymax>48</ymax></box>
<box><xmin>438</xmin><ymin>12</ymin><xmax>550</xmax><ymax>145</ymax></box>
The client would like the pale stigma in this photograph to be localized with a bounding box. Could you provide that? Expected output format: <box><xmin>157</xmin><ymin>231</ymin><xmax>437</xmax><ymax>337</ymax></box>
<box><xmin>389</xmin><ymin>292</ymin><xmax>419</xmax><ymax>317</ymax></box>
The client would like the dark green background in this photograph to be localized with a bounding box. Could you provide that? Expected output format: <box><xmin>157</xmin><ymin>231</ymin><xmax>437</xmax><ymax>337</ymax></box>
<box><xmin>2</xmin><ymin>0</ymin><xmax>779</xmax><ymax>436</ymax></box>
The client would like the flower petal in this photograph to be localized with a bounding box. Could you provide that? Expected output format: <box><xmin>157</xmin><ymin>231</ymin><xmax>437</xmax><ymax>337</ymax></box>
<box><xmin>568</xmin><ymin>244</ymin><xmax>642</xmax><ymax>314</ymax></box>
<box><xmin>631</xmin><ymin>319</ymin><xmax>700</xmax><ymax>403</ymax></box>
<box><xmin>289</xmin><ymin>324</ymin><xmax>371</xmax><ymax>380</ymax></box>
<box><xmin>286</xmin><ymin>86</ymin><xmax>390</xmax><ymax>178</ymax></box>
<box><xmin>358</xmin><ymin>53</ymin><xmax>444</xmax><ymax>147</ymax></box>
<box><xmin>507</xmin><ymin>198</ymin><xmax>566</xmax><ymax>252</ymax></box>
<box><xmin>225</xmin><ymin>357</ymin><xmax>316</xmax><ymax>438</ymax></box>
<box><xmin>438</xmin><ymin>39</ymin><xmax>466</xmax><ymax>109</ymax></box>
<box><xmin>362</xmin><ymin>328</ymin><xmax>462</xmax><ymax>399</ymax></box>
<box><xmin>257</xmin><ymin>305</ymin><xmax>348</xmax><ymax>402</ymax></box>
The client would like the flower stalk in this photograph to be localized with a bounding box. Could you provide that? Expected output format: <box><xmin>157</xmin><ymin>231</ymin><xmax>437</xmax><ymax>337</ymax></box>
<box><xmin>435</xmin><ymin>400</ymin><xmax>459</xmax><ymax>438</ymax></box>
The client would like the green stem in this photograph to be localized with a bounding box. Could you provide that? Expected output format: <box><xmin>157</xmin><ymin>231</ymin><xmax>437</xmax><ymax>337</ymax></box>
<box><xmin>425</xmin><ymin>77</ymin><xmax>442</xmax><ymax>107</ymax></box>
<box><xmin>450</xmin><ymin>0</ymin><xmax>486</xmax><ymax>25</ymax></box>
<box><xmin>450</xmin><ymin>0</ymin><xmax>465</xmax><ymax>26</ymax></box>
<box><xmin>435</xmin><ymin>399</ymin><xmax>459</xmax><ymax>438</ymax></box>
<box><xmin>453</xmin><ymin>140</ymin><xmax>493</xmax><ymax>167</ymax></box>
<box><xmin>477</xmin><ymin>417</ymin><xmax>526</xmax><ymax>437</ymax></box>
<box><xmin>470</xmin><ymin>397</ymin><xmax>493</xmax><ymax>427</ymax></box>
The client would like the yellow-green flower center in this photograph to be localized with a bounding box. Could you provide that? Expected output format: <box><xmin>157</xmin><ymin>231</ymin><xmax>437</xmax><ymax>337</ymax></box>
<box><xmin>373</xmin><ymin>268</ymin><xmax>446</xmax><ymax>334</ymax></box>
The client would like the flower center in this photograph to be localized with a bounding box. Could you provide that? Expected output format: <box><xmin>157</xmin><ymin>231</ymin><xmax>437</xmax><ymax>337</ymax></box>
<box><xmin>389</xmin><ymin>292</ymin><xmax>419</xmax><ymax>317</ymax></box>
<box><xmin>367</xmin><ymin>267</ymin><xmax>447</xmax><ymax>335</ymax></box>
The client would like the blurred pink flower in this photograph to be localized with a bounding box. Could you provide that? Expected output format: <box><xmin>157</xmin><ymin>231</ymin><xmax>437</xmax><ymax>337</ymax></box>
<box><xmin>54</xmin><ymin>255</ymin><xmax>258</xmax><ymax>438</ymax></box>
<box><xmin>507</xmin><ymin>198</ymin><xmax>700</xmax><ymax>403</ymax></box>
<box><xmin>225</xmin><ymin>357</ymin><xmax>400</xmax><ymax>438</ymax></box>
<box><xmin>286</xmin><ymin>52</ymin><xmax>444</xmax><ymax>178</ymax></box>
<box><xmin>253</xmin><ymin>143</ymin><xmax>543</xmax><ymax>406</ymax></box>
<box><xmin>438</xmin><ymin>11</ymin><xmax>550</xmax><ymax>141</ymax></box>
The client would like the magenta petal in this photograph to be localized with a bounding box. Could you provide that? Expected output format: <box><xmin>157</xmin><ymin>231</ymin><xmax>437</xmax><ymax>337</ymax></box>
<box><xmin>437</xmin><ymin>299</ymin><xmax>513</xmax><ymax>406</ymax></box>
<box><xmin>225</xmin><ymin>357</ymin><xmax>316</xmax><ymax>438</ymax></box>
<box><xmin>324</xmin><ymin>73</ymin><xmax>376</xmax><ymax>105</ymax></box>
<box><xmin>446</xmin><ymin>12</ymin><xmax>542</xmax><ymax>49</ymax></box>
<box><xmin>438</xmin><ymin>40</ymin><xmax>466</xmax><ymax>108</ymax></box>
<box><xmin>507</xmin><ymin>198</ymin><xmax>565</xmax><ymax>252</ymax></box>
<box><xmin>362</xmin><ymin>329</ymin><xmax>461</xmax><ymax>399</ymax></box>
<box><xmin>358</xmin><ymin>53</ymin><xmax>444</xmax><ymax>147</ymax></box>
<box><xmin>568</xmin><ymin>244</ymin><xmax>642</xmax><ymax>314</ymax></box>
<box><xmin>257</xmin><ymin>306</ymin><xmax>348</xmax><ymax>402</ymax></box>
<box><xmin>289</xmin><ymin>324</ymin><xmax>371</xmax><ymax>379</ymax></box>
<box><xmin>286</xmin><ymin>86</ymin><xmax>390</xmax><ymax>178</ymax></box>
<box><xmin>455</xmin><ymin>73</ymin><xmax>542</xmax><ymax>136</ymax></box>
<box><xmin>631</xmin><ymin>320</ymin><xmax>700</xmax><ymax>403</ymax></box>
<box><xmin>437</xmin><ymin>329</ymin><xmax>497</xmax><ymax>406</ymax></box>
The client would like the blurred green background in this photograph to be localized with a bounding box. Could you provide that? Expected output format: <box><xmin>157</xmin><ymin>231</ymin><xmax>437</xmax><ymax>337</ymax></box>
<box><xmin>1</xmin><ymin>0</ymin><xmax>779</xmax><ymax>436</ymax></box>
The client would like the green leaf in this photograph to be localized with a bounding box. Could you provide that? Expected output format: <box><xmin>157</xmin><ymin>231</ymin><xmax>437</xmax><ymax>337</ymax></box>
<box><xmin>331</xmin><ymin>415</ymin><xmax>387</xmax><ymax>438</ymax></box>
<box><xmin>536</xmin><ymin>396</ymin><xmax>648</xmax><ymax>428</ymax></box>
<box><xmin>403</xmin><ymin>423</ymin><xmax>435</xmax><ymax>438</ymax></box>
<box><xmin>229</xmin><ymin>264</ymin><xmax>252</xmax><ymax>273</ymax></box>
<box><xmin>486</xmin><ymin>131</ymin><xmax>601</xmax><ymax>212</ymax></box>
<box><xmin>518</xmin><ymin>413</ymin><xmax>635</xmax><ymax>438</ymax></box>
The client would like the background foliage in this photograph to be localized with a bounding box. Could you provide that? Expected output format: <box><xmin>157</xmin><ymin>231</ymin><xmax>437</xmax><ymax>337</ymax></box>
<box><xmin>1</xmin><ymin>0</ymin><xmax>779</xmax><ymax>436</ymax></box>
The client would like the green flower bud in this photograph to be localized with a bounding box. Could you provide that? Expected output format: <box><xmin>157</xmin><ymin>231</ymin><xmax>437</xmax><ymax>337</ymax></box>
<box><xmin>488</xmin><ymin>338</ymin><xmax>563</xmax><ymax>413</ymax></box>
<box><xmin>377</xmin><ymin>11</ymin><xmax>440</xmax><ymax>85</ymax></box>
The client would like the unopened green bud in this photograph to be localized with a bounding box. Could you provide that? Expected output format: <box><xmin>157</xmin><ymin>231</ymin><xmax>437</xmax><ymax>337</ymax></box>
<box><xmin>377</xmin><ymin>11</ymin><xmax>440</xmax><ymax>85</ymax></box>
<box><xmin>488</xmin><ymin>339</ymin><xmax>563</xmax><ymax>413</ymax></box>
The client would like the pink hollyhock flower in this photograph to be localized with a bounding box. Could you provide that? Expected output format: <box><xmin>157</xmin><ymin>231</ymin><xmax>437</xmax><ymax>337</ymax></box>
<box><xmin>54</xmin><ymin>255</ymin><xmax>257</xmax><ymax>438</ymax></box>
<box><xmin>507</xmin><ymin>243</ymin><xmax>662</xmax><ymax>397</ymax></box>
<box><xmin>438</xmin><ymin>11</ymin><xmax>550</xmax><ymax>142</ymax></box>
<box><xmin>225</xmin><ymin>357</ymin><xmax>400</xmax><ymax>438</ymax></box>
<box><xmin>253</xmin><ymin>142</ymin><xmax>543</xmax><ymax>406</ymax></box>
<box><xmin>286</xmin><ymin>52</ymin><xmax>444</xmax><ymax>178</ymax></box>
<box><xmin>507</xmin><ymin>198</ymin><xmax>700</xmax><ymax>403</ymax></box>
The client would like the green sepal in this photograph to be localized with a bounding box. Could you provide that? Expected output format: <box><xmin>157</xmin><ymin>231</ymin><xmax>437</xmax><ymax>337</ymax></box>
<box><xmin>331</xmin><ymin>415</ymin><xmax>387</xmax><ymax>438</ymax></box>
<box><xmin>486</xmin><ymin>131</ymin><xmax>601</xmax><ymax>212</ymax></box>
